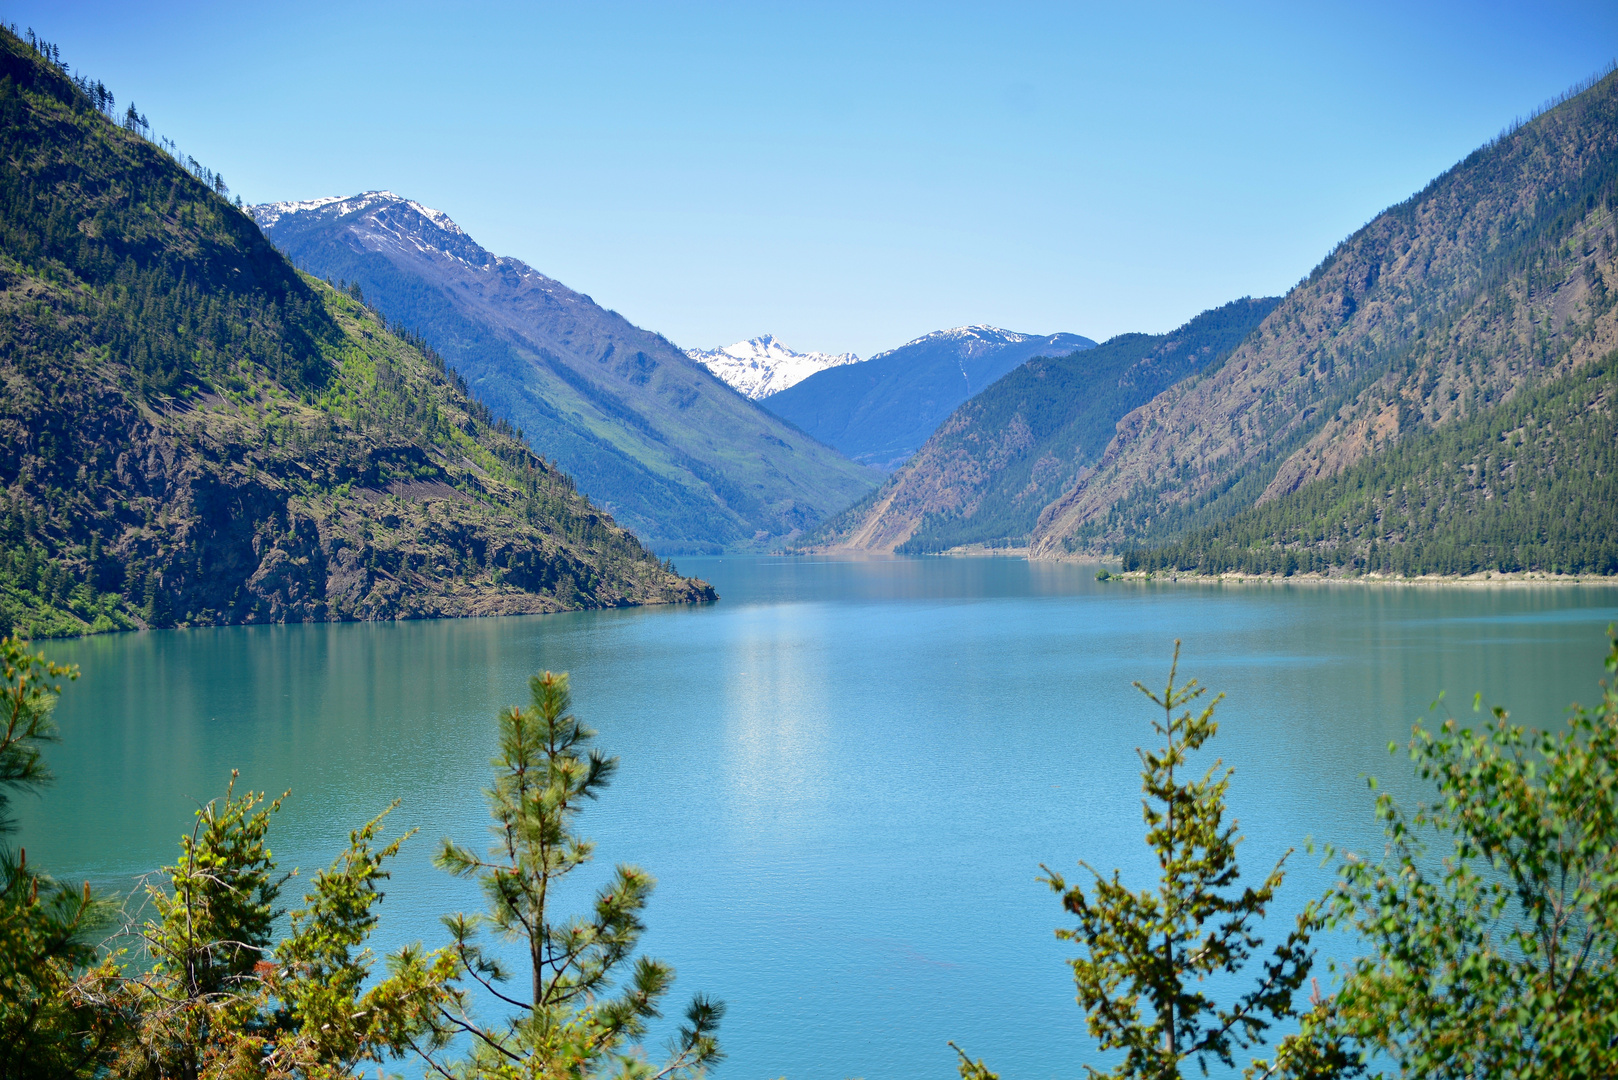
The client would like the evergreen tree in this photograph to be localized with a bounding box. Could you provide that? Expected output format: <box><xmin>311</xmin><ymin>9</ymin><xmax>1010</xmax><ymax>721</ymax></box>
<box><xmin>956</xmin><ymin>644</ymin><xmax>1317</xmax><ymax>1079</ymax></box>
<box><xmin>0</xmin><ymin>636</ymin><xmax>116</xmax><ymax>1078</ymax></box>
<box><xmin>425</xmin><ymin>671</ymin><xmax>724</xmax><ymax>1079</ymax></box>
<box><xmin>112</xmin><ymin>774</ymin><xmax>288</xmax><ymax>1079</ymax></box>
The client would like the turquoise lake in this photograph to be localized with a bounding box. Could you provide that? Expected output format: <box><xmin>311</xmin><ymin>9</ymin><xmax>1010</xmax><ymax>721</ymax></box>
<box><xmin>16</xmin><ymin>557</ymin><xmax>1618</xmax><ymax>1079</ymax></box>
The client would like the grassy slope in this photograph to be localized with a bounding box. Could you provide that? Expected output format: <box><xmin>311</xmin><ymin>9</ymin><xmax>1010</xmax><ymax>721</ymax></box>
<box><xmin>1032</xmin><ymin>69</ymin><xmax>1618</xmax><ymax>561</ymax></box>
<box><xmin>0</xmin><ymin>31</ymin><xmax>711</xmax><ymax>637</ymax></box>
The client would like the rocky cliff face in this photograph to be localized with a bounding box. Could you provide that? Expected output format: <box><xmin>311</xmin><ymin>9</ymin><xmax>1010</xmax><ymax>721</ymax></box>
<box><xmin>1</xmin><ymin>282</ymin><xmax>714</xmax><ymax>637</ymax></box>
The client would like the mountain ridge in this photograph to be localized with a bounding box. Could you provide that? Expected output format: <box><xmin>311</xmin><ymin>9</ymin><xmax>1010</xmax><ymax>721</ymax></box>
<box><xmin>1030</xmin><ymin>67</ymin><xmax>1618</xmax><ymax>562</ymax></box>
<box><xmin>761</xmin><ymin>325</ymin><xmax>1096</xmax><ymax>469</ymax></box>
<box><xmin>804</xmin><ymin>298</ymin><xmax>1280</xmax><ymax>553</ymax></box>
<box><xmin>686</xmin><ymin>334</ymin><xmax>859</xmax><ymax>399</ymax></box>
<box><xmin>251</xmin><ymin>192</ymin><xmax>879</xmax><ymax>553</ymax></box>
<box><xmin>0</xmin><ymin>31</ymin><xmax>711</xmax><ymax>637</ymax></box>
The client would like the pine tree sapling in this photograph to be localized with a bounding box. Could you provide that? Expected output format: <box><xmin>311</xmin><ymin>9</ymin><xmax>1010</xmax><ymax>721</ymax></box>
<box><xmin>958</xmin><ymin>643</ymin><xmax>1316</xmax><ymax>1079</ymax></box>
<box><xmin>247</xmin><ymin>802</ymin><xmax>457</xmax><ymax>1077</ymax></box>
<box><xmin>109</xmin><ymin>772</ymin><xmax>290</xmax><ymax>1078</ymax></box>
<box><xmin>148</xmin><ymin>772</ymin><xmax>288</xmax><ymax>1001</ymax></box>
<box><xmin>427</xmin><ymin>670</ymin><xmax>723</xmax><ymax>1079</ymax></box>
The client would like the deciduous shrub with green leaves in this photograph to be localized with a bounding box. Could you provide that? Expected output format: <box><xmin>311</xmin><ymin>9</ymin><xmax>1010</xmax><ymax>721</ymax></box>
<box><xmin>1275</xmin><ymin>631</ymin><xmax>1618</xmax><ymax>1079</ymax></box>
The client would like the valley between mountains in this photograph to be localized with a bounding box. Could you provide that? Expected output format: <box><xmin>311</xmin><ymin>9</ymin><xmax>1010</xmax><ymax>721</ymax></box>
<box><xmin>4</xmin><ymin>28</ymin><xmax>1618</xmax><ymax>640</ymax></box>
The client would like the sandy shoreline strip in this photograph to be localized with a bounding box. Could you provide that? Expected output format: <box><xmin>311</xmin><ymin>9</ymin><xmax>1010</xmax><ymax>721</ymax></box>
<box><xmin>1094</xmin><ymin>568</ymin><xmax>1613</xmax><ymax>588</ymax></box>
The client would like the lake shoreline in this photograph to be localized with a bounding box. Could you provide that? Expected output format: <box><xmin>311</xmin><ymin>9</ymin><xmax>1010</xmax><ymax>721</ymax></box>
<box><xmin>1094</xmin><ymin>568</ymin><xmax>1611</xmax><ymax>588</ymax></box>
<box><xmin>852</xmin><ymin>546</ymin><xmax>1611</xmax><ymax>587</ymax></box>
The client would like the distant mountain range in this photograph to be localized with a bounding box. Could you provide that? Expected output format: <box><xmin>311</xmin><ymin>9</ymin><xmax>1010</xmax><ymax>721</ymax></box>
<box><xmin>761</xmin><ymin>326</ymin><xmax>1095</xmax><ymax>469</ymax></box>
<box><xmin>250</xmin><ymin>193</ymin><xmax>878</xmax><ymax>553</ymax></box>
<box><xmin>0</xmin><ymin>33</ymin><xmax>711</xmax><ymax>638</ymax></box>
<box><xmin>807</xmin><ymin>298</ymin><xmax>1279</xmax><ymax>553</ymax></box>
<box><xmin>686</xmin><ymin>334</ymin><xmax>859</xmax><ymax>398</ymax></box>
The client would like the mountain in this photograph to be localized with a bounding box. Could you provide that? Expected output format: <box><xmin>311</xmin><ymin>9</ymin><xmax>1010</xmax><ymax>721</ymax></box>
<box><xmin>1031</xmin><ymin>68</ymin><xmax>1618</xmax><ymax>570</ymax></box>
<box><xmin>251</xmin><ymin>194</ymin><xmax>878</xmax><ymax>553</ymax></box>
<box><xmin>807</xmin><ymin>298</ymin><xmax>1279</xmax><ymax>553</ymax></box>
<box><xmin>0</xmin><ymin>30</ymin><xmax>711</xmax><ymax>638</ymax></box>
<box><xmin>1123</xmin><ymin>349</ymin><xmax>1618</xmax><ymax>577</ymax></box>
<box><xmin>760</xmin><ymin>326</ymin><xmax>1096</xmax><ymax>469</ymax></box>
<box><xmin>686</xmin><ymin>334</ymin><xmax>860</xmax><ymax>398</ymax></box>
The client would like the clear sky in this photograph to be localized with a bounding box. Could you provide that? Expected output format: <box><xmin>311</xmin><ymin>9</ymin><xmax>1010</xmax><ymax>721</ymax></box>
<box><xmin>11</xmin><ymin>1</ymin><xmax>1618</xmax><ymax>356</ymax></box>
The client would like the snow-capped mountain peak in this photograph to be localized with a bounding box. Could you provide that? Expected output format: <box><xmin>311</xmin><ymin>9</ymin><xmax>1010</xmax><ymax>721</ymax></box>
<box><xmin>250</xmin><ymin>190</ymin><xmax>465</xmax><ymax>236</ymax></box>
<box><xmin>870</xmin><ymin>325</ymin><xmax>1036</xmax><ymax>362</ymax></box>
<box><xmin>250</xmin><ymin>191</ymin><xmax>566</xmax><ymax>286</ymax></box>
<box><xmin>687</xmin><ymin>335</ymin><xmax>859</xmax><ymax>399</ymax></box>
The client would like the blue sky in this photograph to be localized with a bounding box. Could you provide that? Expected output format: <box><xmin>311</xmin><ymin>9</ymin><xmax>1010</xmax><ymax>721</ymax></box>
<box><xmin>12</xmin><ymin>1</ymin><xmax>1618</xmax><ymax>356</ymax></box>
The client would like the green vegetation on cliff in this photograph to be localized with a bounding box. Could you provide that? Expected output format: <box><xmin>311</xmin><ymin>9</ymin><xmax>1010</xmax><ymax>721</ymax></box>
<box><xmin>0</xmin><ymin>29</ymin><xmax>711</xmax><ymax>637</ymax></box>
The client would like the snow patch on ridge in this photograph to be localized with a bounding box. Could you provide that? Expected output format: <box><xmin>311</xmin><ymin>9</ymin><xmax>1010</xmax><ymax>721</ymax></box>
<box><xmin>248</xmin><ymin>191</ymin><xmax>565</xmax><ymax>284</ymax></box>
<box><xmin>870</xmin><ymin>325</ymin><xmax>1036</xmax><ymax>361</ymax></box>
<box><xmin>686</xmin><ymin>334</ymin><xmax>860</xmax><ymax>399</ymax></box>
<box><xmin>250</xmin><ymin>191</ymin><xmax>465</xmax><ymax>237</ymax></box>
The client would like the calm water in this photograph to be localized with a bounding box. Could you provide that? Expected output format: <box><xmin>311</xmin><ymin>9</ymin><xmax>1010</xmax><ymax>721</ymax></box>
<box><xmin>17</xmin><ymin>558</ymin><xmax>1618</xmax><ymax>1079</ymax></box>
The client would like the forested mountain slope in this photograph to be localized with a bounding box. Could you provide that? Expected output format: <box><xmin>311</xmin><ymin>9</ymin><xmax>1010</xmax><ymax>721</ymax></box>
<box><xmin>1123</xmin><ymin>345</ymin><xmax>1618</xmax><ymax>577</ymax></box>
<box><xmin>760</xmin><ymin>326</ymin><xmax>1094</xmax><ymax>469</ymax></box>
<box><xmin>1032</xmin><ymin>69</ymin><xmax>1618</xmax><ymax>562</ymax></box>
<box><xmin>807</xmin><ymin>298</ymin><xmax>1277</xmax><ymax>553</ymax></box>
<box><xmin>253</xmin><ymin>194</ymin><xmax>877</xmax><ymax>554</ymax></box>
<box><xmin>0</xmin><ymin>30</ymin><xmax>711</xmax><ymax>638</ymax></box>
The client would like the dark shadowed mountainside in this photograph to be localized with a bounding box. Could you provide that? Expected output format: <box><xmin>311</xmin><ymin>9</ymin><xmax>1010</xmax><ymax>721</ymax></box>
<box><xmin>252</xmin><ymin>193</ymin><xmax>878</xmax><ymax>553</ymax></box>
<box><xmin>759</xmin><ymin>325</ymin><xmax>1095</xmax><ymax>469</ymax></box>
<box><xmin>0</xmin><ymin>31</ymin><xmax>712</xmax><ymax>637</ymax></box>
